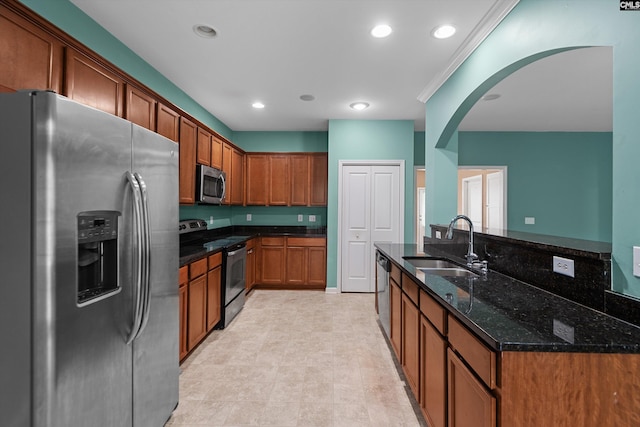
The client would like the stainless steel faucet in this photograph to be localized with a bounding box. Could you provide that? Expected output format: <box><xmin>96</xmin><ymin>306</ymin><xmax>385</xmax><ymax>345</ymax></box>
<box><xmin>446</xmin><ymin>214</ymin><xmax>487</xmax><ymax>273</ymax></box>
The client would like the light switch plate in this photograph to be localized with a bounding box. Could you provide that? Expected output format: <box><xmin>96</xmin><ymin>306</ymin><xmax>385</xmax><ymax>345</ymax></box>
<box><xmin>435</xmin><ymin>230</ymin><xmax>442</xmax><ymax>239</ymax></box>
<box><xmin>525</xmin><ymin>217</ymin><xmax>535</xmax><ymax>225</ymax></box>
<box><xmin>246</xmin><ymin>214</ymin><xmax>252</xmax><ymax>221</ymax></box>
<box><xmin>553</xmin><ymin>255</ymin><xmax>575</xmax><ymax>278</ymax></box>
<box><xmin>633</xmin><ymin>246</ymin><xmax>640</xmax><ymax>277</ymax></box>
<box><xmin>297</xmin><ymin>214</ymin><xmax>303</xmax><ymax>222</ymax></box>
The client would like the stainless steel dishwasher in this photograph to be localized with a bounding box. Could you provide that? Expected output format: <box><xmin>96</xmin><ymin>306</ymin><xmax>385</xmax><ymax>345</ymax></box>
<box><xmin>376</xmin><ymin>251</ymin><xmax>391</xmax><ymax>338</ymax></box>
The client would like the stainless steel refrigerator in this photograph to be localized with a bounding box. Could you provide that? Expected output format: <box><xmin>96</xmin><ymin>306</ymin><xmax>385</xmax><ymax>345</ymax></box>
<box><xmin>0</xmin><ymin>91</ymin><xmax>179</xmax><ymax>426</ymax></box>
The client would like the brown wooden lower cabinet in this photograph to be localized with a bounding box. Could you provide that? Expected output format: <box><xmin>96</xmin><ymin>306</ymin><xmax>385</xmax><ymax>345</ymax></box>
<box><xmin>206</xmin><ymin>252</ymin><xmax>222</xmax><ymax>331</ymax></box>
<box><xmin>401</xmin><ymin>293</ymin><xmax>420</xmax><ymax>398</ymax></box>
<box><xmin>246</xmin><ymin>238</ymin><xmax>256</xmax><ymax>292</ymax></box>
<box><xmin>257</xmin><ymin>236</ymin><xmax>326</xmax><ymax>289</ymax></box>
<box><xmin>187</xmin><ymin>274</ymin><xmax>207</xmax><ymax>350</ymax></box>
<box><xmin>420</xmin><ymin>314</ymin><xmax>447</xmax><ymax>427</ymax></box>
<box><xmin>259</xmin><ymin>237</ymin><xmax>286</xmax><ymax>285</ymax></box>
<box><xmin>389</xmin><ymin>278</ymin><xmax>402</xmax><ymax>360</ymax></box>
<box><xmin>178</xmin><ymin>266</ymin><xmax>188</xmax><ymax>362</ymax></box>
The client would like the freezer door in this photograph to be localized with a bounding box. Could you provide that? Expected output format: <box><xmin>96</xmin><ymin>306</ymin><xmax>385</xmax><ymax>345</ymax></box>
<box><xmin>131</xmin><ymin>124</ymin><xmax>179</xmax><ymax>426</ymax></box>
<box><xmin>31</xmin><ymin>92</ymin><xmax>134</xmax><ymax>426</ymax></box>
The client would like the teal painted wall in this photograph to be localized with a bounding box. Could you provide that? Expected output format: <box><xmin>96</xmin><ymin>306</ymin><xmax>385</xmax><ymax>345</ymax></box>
<box><xmin>459</xmin><ymin>131</ymin><xmax>612</xmax><ymax>242</ymax></box>
<box><xmin>327</xmin><ymin>120</ymin><xmax>414</xmax><ymax>289</ymax></box>
<box><xmin>425</xmin><ymin>0</ymin><xmax>640</xmax><ymax>297</ymax></box>
<box><xmin>414</xmin><ymin>132</ymin><xmax>426</xmax><ymax>167</ymax></box>
<box><xmin>232</xmin><ymin>131</ymin><xmax>328</xmax><ymax>152</ymax></box>
<box><xmin>19</xmin><ymin>0</ymin><xmax>232</xmax><ymax>139</ymax></box>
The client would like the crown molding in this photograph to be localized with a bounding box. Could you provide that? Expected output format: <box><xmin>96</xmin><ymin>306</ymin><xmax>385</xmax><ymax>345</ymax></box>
<box><xmin>417</xmin><ymin>0</ymin><xmax>520</xmax><ymax>103</ymax></box>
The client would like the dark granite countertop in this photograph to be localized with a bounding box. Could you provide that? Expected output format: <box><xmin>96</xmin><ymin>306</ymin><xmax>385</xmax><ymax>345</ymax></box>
<box><xmin>179</xmin><ymin>226</ymin><xmax>326</xmax><ymax>267</ymax></box>
<box><xmin>375</xmin><ymin>243</ymin><xmax>640</xmax><ymax>354</ymax></box>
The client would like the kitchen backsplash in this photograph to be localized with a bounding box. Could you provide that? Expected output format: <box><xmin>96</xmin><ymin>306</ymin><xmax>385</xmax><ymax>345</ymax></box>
<box><xmin>179</xmin><ymin>205</ymin><xmax>327</xmax><ymax>229</ymax></box>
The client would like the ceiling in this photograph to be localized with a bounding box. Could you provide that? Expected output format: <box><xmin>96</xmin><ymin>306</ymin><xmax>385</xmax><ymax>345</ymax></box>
<box><xmin>69</xmin><ymin>0</ymin><xmax>612</xmax><ymax>133</ymax></box>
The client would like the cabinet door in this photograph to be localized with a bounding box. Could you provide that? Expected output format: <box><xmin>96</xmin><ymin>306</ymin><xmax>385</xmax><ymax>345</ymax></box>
<box><xmin>310</xmin><ymin>153</ymin><xmax>328</xmax><ymax>206</ymax></box>
<box><xmin>246</xmin><ymin>239</ymin><xmax>256</xmax><ymax>291</ymax></box>
<box><xmin>125</xmin><ymin>85</ymin><xmax>156</xmax><ymax>131</ymax></box>
<box><xmin>64</xmin><ymin>49</ymin><xmax>124</xmax><ymax>117</ymax></box>
<box><xmin>290</xmin><ymin>154</ymin><xmax>310</xmax><ymax>206</ymax></box>
<box><xmin>187</xmin><ymin>275</ymin><xmax>207</xmax><ymax>351</ymax></box>
<box><xmin>260</xmin><ymin>244</ymin><xmax>285</xmax><ymax>285</ymax></box>
<box><xmin>156</xmin><ymin>102</ymin><xmax>180</xmax><ymax>142</ymax></box>
<box><xmin>402</xmin><ymin>294</ymin><xmax>420</xmax><ymax>398</ymax></box>
<box><xmin>221</xmin><ymin>142</ymin><xmax>232</xmax><ymax>205</ymax></box>
<box><xmin>211</xmin><ymin>136</ymin><xmax>223</xmax><ymax>169</ymax></box>
<box><xmin>421</xmin><ymin>315</ymin><xmax>447</xmax><ymax>427</ymax></box>
<box><xmin>269</xmin><ymin>154</ymin><xmax>290</xmax><ymax>205</ymax></box>
<box><xmin>0</xmin><ymin>4</ymin><xmax>63</xmax><ymax>93</ymax></box>
<box><xmin>179</xmin><ymin>117</ymin><xmax>197</xmax><ymax>204</ymax></box>
<box><xmin>231</xmin><ymin>148</ymin><xmax>244</xmax><ymax>205</ymax></box>
<box><xmin>178</xmin><ymin>266</ymin><xmax>188</xmax><ymax>362</ymax></box>
<box><xmin>207</xmin><ymin>266</ymin><xmax>221</xmax><ymax>331</ymax></box>
<box><xmin>246</xmin><ymin>154</ymin><xmax>269</xmax><ymax>205</ymax></box>
<box><xmin>448</xmin><ymin>349</ymin><xmax>496</xmax><ymax>427</ymax></box>
<box><xmin>196</xmin><ymin>128</ymin><xmax>211</xmax><ymax>166</ymax></box>
<box><xmin>307</xmin><ymin>246</ymin><xmax>327</xmax><ymax>287</ymax></box>
<box><xmin>390</xmin><ymin>279</ymin><xmax>402</xmax><ymax>360</ymax></box>
<box><xmin>285</xmin><ymin>246</ymin><xmax>306</xmax><ymax>285</ymax></box>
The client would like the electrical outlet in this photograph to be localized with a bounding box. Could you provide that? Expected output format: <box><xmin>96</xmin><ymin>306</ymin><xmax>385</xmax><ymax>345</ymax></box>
<box><xmin>246</xmin><ymin>214</ymin><xmax>252</xmax><ymax>222</ymax></box>
<box><xmin>209</xmin><ymin>216</ymin><xmax>214</xmax><ymax>225</ymax></box>
<box><xmin>525</xmin><ymin>217</ymin><xmax>535</xmax><ymax>225</ymax></box>
<box><xmin>634</xmin><ymin>246</ymin><xmax>640</xmax><ymax>277</ymax></box>
<box><xmin>297</xmin><ymin>214</ymin><xmax>303</xmax><ymax>222</ymax></box>
<box><xmin>553</xmin><ymin>319</ymin><xmax>575</xmax><ymax>344</ymax></box>
<box><xmin>553</xmin><ymin>256</ymin><xmax>575</xmax><ymax>278</ymax></box>
<box><xmin>435</xmin><ymin>230</ymin><xmax>442</xmax><ymax>239</ymax></box>
<box><xmin>309</xmin><ymin>215</ymin><xmax>316</xmax><ymax>222</ymax></box>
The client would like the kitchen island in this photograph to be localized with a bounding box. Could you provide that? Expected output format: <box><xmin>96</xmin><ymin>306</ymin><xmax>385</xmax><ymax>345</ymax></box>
<box><xmin>375</xmin><ymin>242</ymin><xmax>640</xmax><ymax>427</ymax></box>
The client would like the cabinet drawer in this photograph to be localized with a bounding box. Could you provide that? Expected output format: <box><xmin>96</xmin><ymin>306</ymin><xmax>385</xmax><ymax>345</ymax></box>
<box><xmin>261</xmin><ymin>236</ymin><xmax>285</xmax><ymax>246</ymax></box>
<box><xmin>390</xmin><ymin>262</ymin><xmax>401</xmax><ymax>286</ymax></box>
<box><xmin>401</xmin><ymin>273</ymin><xmax>419</xmax><ymax>306</ymax></box>
<box><xmin>189</xmin><ymin>258</ymin><xmax>208</xmax><ymax>280</ymax></box>
<box><xmin>448</xmin><ymin>315</ymin><xmax>497</xmax><ymax>389</ymax></box>
<box><xmin>208</xmin><ymin>252</ymin><xmax>222</xmax><ymax>269</ymax></box>
<box><xmin>179</xmin><ymin>266</ymin><xmax>188</xmax><ymax>287</ymax></box>
<box><xmin>420</xmin><ymin>290</ymin><xmax>446</xmax><ymax>335</ymax></box>
<box><xmin>287</xmin><ymin>237</ymin><xmax>326</xmax><ymax>247</ymax></box>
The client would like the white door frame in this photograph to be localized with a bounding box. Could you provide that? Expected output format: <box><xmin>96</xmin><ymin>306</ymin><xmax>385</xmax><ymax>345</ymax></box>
<box><xmin>415</xmin><ymin>166</ymin><xmax>426</xmax><ymax>246</ymax></box>
<box><xmin>458</xmin><ymin>166</ymin><xmax>508</xmax><ymax>230</ymax></box>
<box><xmin>337</xmin><ymin>160</ymin><xmax>405</xmax><ymax>293</ymax></box>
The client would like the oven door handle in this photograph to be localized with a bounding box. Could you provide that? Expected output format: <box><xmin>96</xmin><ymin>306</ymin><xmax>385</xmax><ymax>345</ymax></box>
<box><xmin>227</xmin><ymin>247</ymin><xmax>245</xmax><ymax>257</ymax></box>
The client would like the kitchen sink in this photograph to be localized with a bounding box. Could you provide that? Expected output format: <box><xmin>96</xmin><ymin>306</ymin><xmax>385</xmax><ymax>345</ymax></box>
<box><xmin>403</xmin><ymin>257</ymin><xmax>478</xmax><ymax>277</ymax></box>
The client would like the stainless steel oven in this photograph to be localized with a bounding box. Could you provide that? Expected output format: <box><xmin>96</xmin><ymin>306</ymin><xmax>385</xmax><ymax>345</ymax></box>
<box><xmin>222</xmin><ymin>242</ymin><xmax>246</xmax><ymax>327</ymax></box>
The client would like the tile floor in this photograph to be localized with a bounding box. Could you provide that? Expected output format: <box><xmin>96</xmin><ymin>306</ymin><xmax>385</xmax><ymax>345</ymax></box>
<box><xmin>166</xmin><ymin>290</ymin><xmax>424</xmax><ymax>427</ymax></box>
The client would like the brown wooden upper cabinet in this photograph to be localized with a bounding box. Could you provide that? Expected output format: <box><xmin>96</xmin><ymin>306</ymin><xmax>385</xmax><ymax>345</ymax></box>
<box><xmin>310</xmin><ymin>153</ymin><xmax>328</xmax><ymax>206</ymax></box>
<box><xmin>230</xmin><ymin>147</ymin><xmax>244</xmax><ymax>205</ymax></box>
<box><xmin>269</xmin><ymin>154</ymin><xmax>290</xmax><ymax>206</ymax></box>
<box><xmin>211</xmin><ymin>136</ymin><xmax>223</xmax><ymax>169</ymax></box>
<box><xmin>221</xmin><ymin>142</ymin><xmax>232</xmax><ymax>205</ymax></box>
<box><xmin>196</xmin><ymin>127</ymin><xmax>212</xmax><ymax>166</ymax></box>
<box><xmin>64</xmin><ymin>49</ymin><xmax>124</xmax><ymax>117</ymax></box>
<box><xmin>0</xmin><ymin>4</ymin><xmax>63</xmax><ymax>93</ymax></box>
<box><xmin>125</xmin><ymin>85</ymin><xmax>156</xmax><ymax>131</ymax></box>
<box><xmin>290</xmin><ymin>154</ymin><xmax>310</xmax><ymax>206</ymax></box>
<box><xmin>156</xmin><ymin>102</ymin><xmax>180</xmax><ymax>142</ymax></box>
<box><xmin>245</xmin><ymin>154</ymin><xmax>269</xmax><ymax>205</ymax></box>
<box><xmin>179</xmin><ymin>117</ymin><xmax>197</xmax><ymax>204</ymax></box>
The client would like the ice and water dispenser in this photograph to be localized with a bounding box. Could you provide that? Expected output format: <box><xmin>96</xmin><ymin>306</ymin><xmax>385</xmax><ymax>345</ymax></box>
<box><xmin>77</xmin><ymin>211</ymin><xmax>120</xmax><ymax>306</ymax></box>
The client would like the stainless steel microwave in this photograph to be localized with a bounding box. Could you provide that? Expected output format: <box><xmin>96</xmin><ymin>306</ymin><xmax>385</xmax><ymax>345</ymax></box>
<box><xmin>195</xmin><ymin>164</ymin><xmax>226</xmax><ymax>204</ymax></box>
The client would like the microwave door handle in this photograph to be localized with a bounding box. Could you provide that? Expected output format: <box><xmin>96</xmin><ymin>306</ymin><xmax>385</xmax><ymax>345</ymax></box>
<box><xmin>125</xmin><ymin>172</ymin><xmax>144</xmax><ymax>345</ymax></box>
<box><xmin>220</xmin><ymin>173</ymin><xmax>226</xmax><ymax>202</ymax></box>
<box><xmin>134</xmin><ymin>172</ymin><xmax>152</xmax><ymax>338</ymax></box>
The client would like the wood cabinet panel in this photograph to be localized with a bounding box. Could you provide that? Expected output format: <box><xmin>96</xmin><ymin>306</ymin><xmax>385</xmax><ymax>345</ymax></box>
<box><xmin>421</xmin><ymin>290</ymin><xmax>447</xmax><ymax>336</ymax></box>
<box><xmin>310</xmin><ymin>153</ymin><xmax>328</xmax><ymax>206</ymax></box>
<box><xmin>125</xmin><ymin>85</ymin><xmax>156</xmax><ymax>131</ymax></box>
<box><xmin>402</xmin><ymin>273</ymin><xmax>419</xmax><ymax>306</ymax></box>
<box><xmin>187</xmin><ymin>275</ymin><xmax>207</xmax><ymax>351</ymax></box>
<box><xmin>208</xmin><ymin>252</ymin><xmax>222</xmax><ymax>270</ymax></box>
<box><xmin>0</xmin><ymin>5</ymin><xmax>63</xmax><ymax>93</ymax></box>
<box><xmin>448</xmin><ymin>316</ymin><xmax>496</xmax><ymax>389</ymax></box>
<box><xmin>207</xmin><ymin>266</ymin><xmax>221</xmax><ymax>331</ymax></box>
<box><xmin>390</xmin><ymin>262</ymin><xmax>401</xmax><ymax>286</ymax></box>
<box><xmin>246</xmin><ymin>239</ymin><xmax>256</xmax><ymax>291</ymax></box>
<box><xmin>179</xmin><ymin>117</ymin><xmax>197</xmax><ymax>204</ymax></box>
<box><xmin>390</xmin><ymin>278</ymin><xmax>402</xmax><ymax>360</ymax></box>
<box><xmin>64</xmin><ymin>49</ymin><xmax>124</xmax><ymax>117</ymax></box>
<box><xmin>402</xmin><ymin>293</ymin><xmax>420</xmax><ymax>398</ymax></box>
<box><xmin>231</xmin><ymin>148</ymin><xmax>244</xmax><ymax>205</ymax></box>
<box><xmin>269</xmin><ymin>154</ymin><xmax>290</xmax><ymax>205</ymax></box>
<box><xmin>221</xmin><ymin>142</ymin><xmax>232</xmax><ymax>205</ymax></box>
<box><xmin>290</xmin><ymin>154</ymin><xmax>310</xmax><ymax>206</ymax></box>
<box><xmin>307</xmin><ymin>246</ymin><xmax>327</xmax><ymax>286</ymax></box>
<box><xmin>179</xmin><ymin>282</ymin><xmax>188</xmax><ymax>362</ymax></box>
<box><xmin>260</xmin><ymin>245</ymin><xmax>286</xmax><ymax>285</ymax></box>
<box><xmin>211</xmin><ymin>136</ymin><xmax>223</xmax><ymax>169</ymax></box>
<box><xmin>156</xmin><ymin>102</ymin><xmax>180</xmax><ymax>142</ymax></box>
<box><xmin>189</xmin><ymin>257</ymin><xmax>207</xmax><ymax>280</ymax></box>
<box><xmin>420</xmin><ymin>314</ymin><xmax>447</xmax><ymax>427</ymax></box>
<box><xmin>196</xmin><ymin>127</ymin><xmax>211</xmax><ymax>166</ymax></box>
<box><xmin>448</xmin><ymin>349</ymin><xmax>496</xmax><ymax>427</ymax></box>
<box><xmin>285</xmin><ymin>246</ymin><xmax>306</xmax><ymax>285</ymax></box>
<box><xmin>246</xmin><ymin>154</ymin><xmax>269</xmax><ymax>205</ymax></box>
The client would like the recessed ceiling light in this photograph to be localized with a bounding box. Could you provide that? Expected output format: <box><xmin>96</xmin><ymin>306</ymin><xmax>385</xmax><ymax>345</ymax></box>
<box><xmin>350</xmin><ymin>102</ymin><xmax>370</xmax><ymax>111</ymax></box>
<box><xmin>432</xmin><ymin>24</ymin><xmax>456</xmax><ymax>39</ymax></box>
<box><xmin>371</xmin><ymin>24</ymin><xmax>392</xmax><ymax>38</ymax></box>
<box><xmin>482</xmin><ymin>93</ymin><xmax>501</xmax><ymax>101</ymax></box>
<box><xmin>300</xmin><ymin>94</ymin><xmax>315</xmax><ymax>101</ymax></box>
<box><xmin>252</xmin><ymin>102</ymin><xmax>265</xmax><ymax>109</ymax></box>
<box><xmin>193</xmin><ymin>24</ymin><xmax>217</xmax><ymax>38</ymax></box>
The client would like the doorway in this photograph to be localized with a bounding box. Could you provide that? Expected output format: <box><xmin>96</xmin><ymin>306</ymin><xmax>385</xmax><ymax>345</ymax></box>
<box><xmin>338</xmin><ymin>161</ymin><xmax>404</xmax><ymax>293</ymax></box>
<box><xmin>458</xmin><ymin>167</ymin><xmax>507</xmax><ymax>231</ymax></box>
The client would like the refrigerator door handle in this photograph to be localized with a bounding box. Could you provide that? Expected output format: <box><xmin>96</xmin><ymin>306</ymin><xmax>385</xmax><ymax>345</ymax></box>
<box><xmin>126</xmin><ymin>171</ymin><xmax>145</xmax><ymax>344</ymax></box>
<box><xmin>135</xmin><ymin>172</ymin><xmax>152</xmax><ymax>337</ymax></box>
